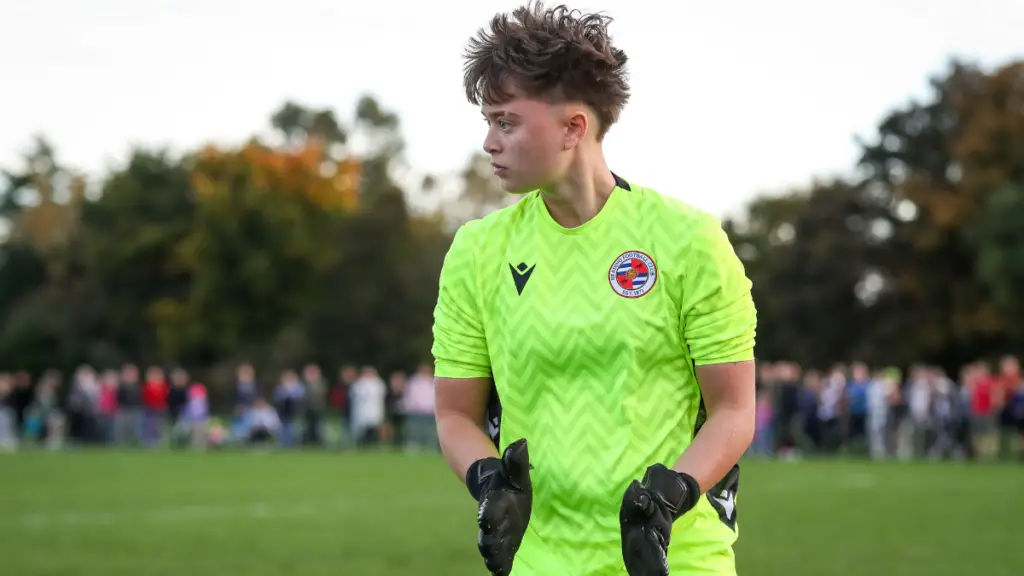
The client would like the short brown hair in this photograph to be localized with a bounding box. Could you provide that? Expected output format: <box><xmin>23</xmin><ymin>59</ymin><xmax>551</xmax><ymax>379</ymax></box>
<box><xmin>463</xmin><ymin>2</ymin><xmax>630</xmax><ymax>139</ymax></box>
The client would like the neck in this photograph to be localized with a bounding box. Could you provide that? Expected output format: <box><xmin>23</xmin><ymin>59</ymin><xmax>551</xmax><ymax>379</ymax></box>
<box><xmin>540</xmin><ymin>148</ymin><xmax>616</xmax><ymax>228</ymax></box>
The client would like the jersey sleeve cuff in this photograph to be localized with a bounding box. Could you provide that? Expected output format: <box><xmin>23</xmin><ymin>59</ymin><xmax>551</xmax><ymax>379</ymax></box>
<box><xmin>693</xmin><ymin>349</ymin><xmax>755</xmax><ymax>366</ymax></box>
<box><xmin>434</xmin><ymin>361</ymin><xmax>492</xmax><ymax>380</ymax></box>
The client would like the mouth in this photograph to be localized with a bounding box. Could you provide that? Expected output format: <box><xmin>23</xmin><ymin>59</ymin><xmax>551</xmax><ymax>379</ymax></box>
<box><xmin>491</xmin><ymin>163</ymin><xmax>508</xmax><ymax>175</ymax></box>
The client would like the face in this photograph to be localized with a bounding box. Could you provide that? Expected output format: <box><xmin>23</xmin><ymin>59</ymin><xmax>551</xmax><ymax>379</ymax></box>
<box><xmin>237</xmin><ymin>364</ymin><xmax>254</xmax><ymax>381</ymax></box>
<box><xmin>481</xmin><ymin>96</ymin><xmax>584</xmax><ymax>194</ymax></box>
<box><xmin>1001</xmin><ymin>356</ymin><xmax>1020</xmax><ymax>376</ymax></box>
<box><xmin>122</xmin><ymin>365</ymin><xmax>139</xmax><ymax>382</ymax></box>
<box><xmin>803</xmin><ymin>371</ymin><xmax>821</xmax><ymax>390</ymax></box>
<box><xmin>171</xmin><ymin>369</ymin><xmax>189</xmax><ymax>386</ymax></box>
<box><xmin>341</xmin><ymin>367</ymin><xmax>358</xmax><ymax>384</ymax></box>
<box><xmin>852</xmin><ymin>363</ymin><xmax>869</xmax><ymax>381</ymax></box>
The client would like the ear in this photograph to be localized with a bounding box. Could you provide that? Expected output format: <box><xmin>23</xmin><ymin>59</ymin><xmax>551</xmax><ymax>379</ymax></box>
<box><xmin>563</xmin><ymin>108</ymin><xmax>589</xmax><ymax>150</ymax></box>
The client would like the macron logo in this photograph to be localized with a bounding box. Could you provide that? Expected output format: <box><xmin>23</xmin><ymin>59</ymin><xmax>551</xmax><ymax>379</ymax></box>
<box><xmin>509</xmin><ymin>262</ymin><xmax>536</xmax><ymax>295</ymax></box>
<box><xmin>711</xmin><ymin>490</ymin><xmax>735</xmax><ymax>519</ymax></box>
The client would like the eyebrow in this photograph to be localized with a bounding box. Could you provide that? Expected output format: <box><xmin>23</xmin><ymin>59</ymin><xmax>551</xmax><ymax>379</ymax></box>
<box><xmin>482</xmin><ymin>110</ymin><xmax>520</xmax><ymax>120</ymax></box>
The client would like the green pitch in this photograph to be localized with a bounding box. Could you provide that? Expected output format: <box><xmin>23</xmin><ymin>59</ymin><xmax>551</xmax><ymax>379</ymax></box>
<box><xmin>0</xmin><ymin>451</ymin><xmax>1017</xmax><ymax>575</ymax></box>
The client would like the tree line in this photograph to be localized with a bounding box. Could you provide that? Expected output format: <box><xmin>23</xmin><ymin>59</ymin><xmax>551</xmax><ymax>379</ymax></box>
<box><xmin>1</xmin><ymin>58</ymin><xmax>1022</xmax><ymax>395</ymax></box>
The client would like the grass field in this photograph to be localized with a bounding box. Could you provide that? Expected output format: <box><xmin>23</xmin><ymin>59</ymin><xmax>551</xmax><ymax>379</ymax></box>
<box><xmin>0</xmin><ymin>450</ymin><xmax>1018</xmax><ymax>575</ymax></box>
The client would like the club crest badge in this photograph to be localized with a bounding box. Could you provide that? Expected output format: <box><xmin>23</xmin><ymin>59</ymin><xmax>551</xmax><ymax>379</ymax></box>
<box><xmin>609</xmin><ymin>250</ymin><xmax>658</xmax><ymax>298</ymax></box>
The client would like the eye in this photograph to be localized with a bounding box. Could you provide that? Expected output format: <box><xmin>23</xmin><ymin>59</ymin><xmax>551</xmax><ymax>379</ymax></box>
<box><xmin>485</xmin><ymin>117</ymin><xmax>513</xmax><ymax>132</ymax></box>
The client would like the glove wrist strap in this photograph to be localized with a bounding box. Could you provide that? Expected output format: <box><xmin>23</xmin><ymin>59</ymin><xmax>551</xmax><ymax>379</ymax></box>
<box><xmin>644</xmin><ymin>465</ymin><xmax>702</xmax><ymax>520</ymax></box>
<box><xmin>465</xmin><ymin>457</ymin><xmax>503</xmax><ymax>501</ymax></box>
<box><xmin>672</xmin><ymin>472</ymin><xmax>702</xmax><ymax>519</ymax></box>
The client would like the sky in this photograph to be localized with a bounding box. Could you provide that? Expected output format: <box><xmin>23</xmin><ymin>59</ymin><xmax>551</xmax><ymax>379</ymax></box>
<box><xmin>1</xmin><ymin>0</ymin><xmax>1022</xmax><ymax>218</ymax></box>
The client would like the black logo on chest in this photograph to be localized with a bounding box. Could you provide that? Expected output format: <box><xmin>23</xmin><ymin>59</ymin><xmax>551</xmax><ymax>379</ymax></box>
<box><xmin>509</xmin><ymin>262</ymin><xmax>536</xmax><ymax>295</ymax></box>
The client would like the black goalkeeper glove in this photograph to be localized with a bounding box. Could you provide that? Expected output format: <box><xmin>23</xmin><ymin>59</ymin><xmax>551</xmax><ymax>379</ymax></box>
<box><xmin>465</xmin><ymin>438</ymin><xmax>533</xmax><ymax>576</ymax></box>
<box><xmin>619</xmin><ymin>464</ymin><xmax>701</xmax><ymax>576</ymax></box>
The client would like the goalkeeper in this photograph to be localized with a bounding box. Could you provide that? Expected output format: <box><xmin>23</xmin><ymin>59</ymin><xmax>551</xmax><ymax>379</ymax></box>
<box><xmin>432</xmin><ymin>3</ymin><xmax>757</xmax><ymax>575</ymax></box>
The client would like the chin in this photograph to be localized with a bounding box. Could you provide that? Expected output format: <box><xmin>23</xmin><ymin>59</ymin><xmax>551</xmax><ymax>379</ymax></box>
<box><xmin>500</xmin><ymin>177</ymin><xmax>538</xmax><ymax>195</ymax></box>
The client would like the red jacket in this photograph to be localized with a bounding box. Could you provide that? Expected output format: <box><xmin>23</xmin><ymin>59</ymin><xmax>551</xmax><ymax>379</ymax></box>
<box><xmin>142</xmin><ymin>379</ymin><xmax>169</xmax><ymax>411</ymax></box>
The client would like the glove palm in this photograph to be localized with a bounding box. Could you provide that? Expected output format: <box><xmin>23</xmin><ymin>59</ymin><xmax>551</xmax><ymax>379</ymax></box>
<box><xmin>466</xmin><ymin>438</ymin><xmax>533</xmax><ymax>576</ymax></box>
<box><xmin>619</xmin><ymin>464</ymin><xmax>700</xmax><ymax>576</ymax></box>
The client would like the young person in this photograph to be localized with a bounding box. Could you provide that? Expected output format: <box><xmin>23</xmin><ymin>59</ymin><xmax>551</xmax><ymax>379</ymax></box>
<box><xmin>432</xmin><ymin>4</ymin><xmax>757</xmax><ymax>574</ymax></box>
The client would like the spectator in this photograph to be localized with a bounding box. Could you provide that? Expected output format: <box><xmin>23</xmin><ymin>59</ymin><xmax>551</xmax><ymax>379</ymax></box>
<box><xmin>141</xmin><ymin>366</ymin><xmax>169</xmax><ymax>446</ymax></box>
<box><xmin>235</xmin><ymin>363</ymin><xmax>258</xmax><ymax>410</ymax></box>
<box><xmin>966</xmin><ymin>362</ymin><xmax>998</xmax><ymax>459</ymax></box>
<box><xmin>819</xmin><ymin>366</ymin><xmax>845</xmax><ymax>453</ymax></box>
<box><xmin>756</xmin><ymin>362</ymin><xmax>777</xmax><ymax>393</ymax></box>
<box><xmin>301</xmin><ymin>364</ymin><xmax>327</xmax><ymax>446</ymax></box>
<box><xmin>26</xmin><ymin>373</ymin><xmax>64</xmax><ymax>449</ymax></box>
<box><xmin>905</xmin><ymin>366</ymin><xmax>932</xmax><ymax>459</ymax></box>
<box><xmin>97</xmin><ymin>370</ymin><xmax>119</xmax><ymax>444</ymax></box>
<box><xmin>386</xmin><ymin>371</ymin><xmax>407</xmax><ymax>448</ymax></box>
<box><xmin>1007</xmin><ymin>376</ymin><xmax>1024</xmax><ymax>461</ymax></box>
<box><xmin>273</xmin><ymin>370</ymin><xmax>305</xmax><ymax>448</ymax></box>
<box><xmin>866</xmin><ymin>368</ymin><xmax>896</xmax><ymax>460</ymax></box>
<box><xmin>751</xmin><ymin>387</ymin><xmax>774</xmax><ymax>458</ymax></box>
<box><xmin>772</xmin><ymin>362</ymin><xmax>802</xmax><ymax>458</ymax></box>
<box><xmin>403</xmin><ymin>364</ymin><xmax>438</xmax><ymax>452</ymax></box>
<box><xmin>350</xmin><ymin>366</ymin><xmax>387</xmax><ymax>448</ymax></box>
<box><xmin>180</xmin><ymin>382</ymin><xmax>210</xmax><ymax>449</ymax></box>
<box><xmin>231</xmin><ymin>363</ymin><xmax>259</xmax><ymax>444</ymax></box>
<box><xmin>167</xmin><ymin>368</ymin><xmax>191</xmax><ymax>448</ymax></box>
<box><xmin>886</xmin><ymin>368</ymin><xmax>907</xmax><ymax>457</ymax></box>
<box><xmin>67</xmin><ymin>365</ymin><xmax>100</xmax><ymax>444</ymax></box>
<box><xmin>115</xmin><ymin>364</ymin><xmax>144</xmax><ymax>446</ymax></box>
<box><xmin>10</xmin><ymin>372</ymin><xmax>33</xmax><ymax>435</ymax></box>
<box><xmin>797</xmin><ymin>369</ymin><xmax>822</xmax><ymax>452</ymax></box>
<box><xmin>845</xmin><ymin>362</ymin><xmax>871</xmax><ymax>455</ymax></box>
<box><xmin>332</xmin><ymin>365</ymin><xmax>359</xmax><ymax>449</ymax></box>
<box><xmin>997</xmin><ymin>356</ymin><xmax>1022</xmax><ymax>460</ymax></box>
<box><xmin>949</xmin><ymin>368</ymin><xmax>974</xmax><ymax>460</ymax></box>
<box><xmin>0</xmin><ymin>373</ymin><xmax>17</xmax><ymax>451</ymax></box>
<box><xmin>928</xmin><ymin>367</ymin><xmax>958</xmax><ymax>460</ymax></box>
<box><xmin>246</xmin><ymin>396</ymin><xmax>282</xmax><ymax>446</ymax></box>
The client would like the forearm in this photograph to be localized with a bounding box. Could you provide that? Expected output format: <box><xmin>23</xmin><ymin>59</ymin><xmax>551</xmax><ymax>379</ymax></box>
<box><xmin>436</xmin><ymin>411</ymin><xmax>499</xmax><ymax>483</ymax></box>
<box><xmin>672</xmin><ymin>406</ymin><xmax>754</xmax><ymax>492</ymax></box>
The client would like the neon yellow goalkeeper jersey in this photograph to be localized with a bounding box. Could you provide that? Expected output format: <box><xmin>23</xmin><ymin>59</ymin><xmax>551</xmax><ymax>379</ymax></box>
<box><xmin>432</xmin><ymin>174</ymin><xmax>756</xmax><ymax>575</ymax></box>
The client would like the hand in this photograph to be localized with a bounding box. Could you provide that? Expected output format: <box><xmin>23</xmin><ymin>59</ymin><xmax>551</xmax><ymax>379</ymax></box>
<box><xmin>619</xmin><ymin>464</ymin><xmax>700</xmax><ymax>576</ymax></box>
<box><xmin>466</xmin><ymin>438</ymin><xmax>533</xmax><ymax>576</ymax></box>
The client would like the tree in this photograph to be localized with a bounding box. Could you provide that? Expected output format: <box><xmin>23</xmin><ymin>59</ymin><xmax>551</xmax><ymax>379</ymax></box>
<box><xmin>156</xmin><ymin>140</ymin><xmax>358</xmax><ymax>363</ymax></box>
<box><xmin>0</xmin><ymin>137</ymin><xmax>88</xmax><ymax>371</ymax></box>
<box><xmin>302</xmin><ymin>97</ymin><xmax>451</xmax><ymax>375</ymax></box>
<box><xmin>73</xmin><ymin>149</ymin><xmax>197</xmax><ymax>366</ymax></box>
<box><xmin>857</xmin><ymin>58</ymin><xmax>1024</xmax><ymax>367</ymax></box>
<box><xmin>270</xmin><ymin>101</ymin><xmax>347</xmax><ymax>152</ymax></box>
<box><xmin>727</xmin><ymin>180</ymin><xmax>899</xmax><ymax>367</ymax></box>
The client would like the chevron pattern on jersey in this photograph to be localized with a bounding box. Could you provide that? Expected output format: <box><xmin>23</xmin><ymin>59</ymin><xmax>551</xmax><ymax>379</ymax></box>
<box><xmin>432</xmin><ymin>179</ymin><xmax>756</xmax><ymax>576</ymax></box>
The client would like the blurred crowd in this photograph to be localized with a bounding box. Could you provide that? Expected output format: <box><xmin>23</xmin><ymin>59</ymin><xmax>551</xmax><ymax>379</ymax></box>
<box><xmin>0</xmin><ymin>362</ymin><xmax>439</xmax><ymax>453</ymax></box>
<box><xmin>753</xmin><ymin>355</ymin><xmax>1024</xmax><ymax>462</ymax></box>
<box><xmin>3</xmin><ymin>354</ymin><xmax>1022</xmax><ymax>463</ymax></box>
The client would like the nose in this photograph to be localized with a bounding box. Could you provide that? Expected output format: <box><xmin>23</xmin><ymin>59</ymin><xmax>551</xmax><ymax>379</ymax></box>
<box><xmin>482</xmin><ymin>128</ymin><xmax>501</xmax><ymax>155</ymax></box>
